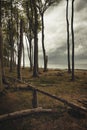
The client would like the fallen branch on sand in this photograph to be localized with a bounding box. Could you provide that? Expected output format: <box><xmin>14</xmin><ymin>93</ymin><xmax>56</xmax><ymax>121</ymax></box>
<box><xmin>0</xmin><ymin>107</ymin><xmax>55</xmax><ymax>122</ymax></box>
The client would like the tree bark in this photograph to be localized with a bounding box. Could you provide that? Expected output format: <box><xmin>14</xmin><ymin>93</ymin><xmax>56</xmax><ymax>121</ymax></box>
<box><xmin>29</xmin><ymin>36</ymin><xmax>33</xmax><ymax>71</ymax></box>
<box><xmin>66</xmin><ymin>0</ymin><xmax>71</xmax><ymax>73</ymax></box>
<box><xmin>25</xmin><ymin>36</ymin><xmax>30</xmax><ymax>65</ymax></box>
<box><xmin>0</xmin><ymin>27</ymin><xmax>3</xmax><ymax>91</ymax></box>
<box><xmin>26</xmin><ymin>1</ymin><xmax>33</xmax><ymax>71</ymax></box>
<box><xmin>33</xmin><ymin>0</ymin><xmax>39</xmax><ymax>77</ymax></box>
<box><xmin>22</xmin><ymin>43</ymin><xmax>25</xmax><ymax>69</ymax></box>
<box><xmin>32</xmin><ymin>90</ymin><xmax>38</xmax><ymax>108</ymax></box>
<box><xmin>71</xmin><ymin>0</ymin><xmax>75</xmax><ymax>81</ymax></box>
<box><xmin>16</xmin><ymin>7</ymin><xmax>19</xmax><ymax>67</ymax></box>
<box><xmin>0</xmin><ymin>107</ymin><xmax>54</xmax><ymax>122</ymax></box>
<box><xmin>17</xmin><ymin>19</ymin><xmax>23</xmax><ymax>79</ymax></box>
<box><xmin>9</xmin><ymin>0</ymin><xmax>14</xmax><ymax>72</ymax></box>
<box><xmin>41</xmin><ymin>13</ymin><xmax>48</xmax><ymax>72</ymax></box>
<box><xmin>27</xmin><ymin>34</ymin><xmax>33</xmax><ymax>71</ymax></box>
<box><xmin>0</xmin><ymin>0</ymin><xmax>4</xmax><ymax>91</ymax></box>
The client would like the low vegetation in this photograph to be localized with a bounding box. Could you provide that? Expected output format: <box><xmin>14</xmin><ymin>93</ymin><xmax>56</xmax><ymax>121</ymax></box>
<box><xmin>0</xmin><ymin>68</ymin><xmax>87</xmax><ymax>130</ymax></box>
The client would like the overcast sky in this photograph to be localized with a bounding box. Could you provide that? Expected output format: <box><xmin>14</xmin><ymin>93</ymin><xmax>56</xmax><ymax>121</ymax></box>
<box><xmin>24</xmin><ymin>0</ymin><xmax>87</xmax><ymax>69</ymax></box>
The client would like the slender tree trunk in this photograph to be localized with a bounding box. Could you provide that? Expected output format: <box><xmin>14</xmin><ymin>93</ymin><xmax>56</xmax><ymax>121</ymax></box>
<box><xmin>33</xmin><ymin>0</ymin><xmax>39</xmax><ymax>77</ymax></box>
<box><xmin>0</xmin><ymin>61</ymin><xmax>3</xmax><ymax>91</ymax></box>
<box><xmin>7</xmin><ymin>50</ymin><xmax>10</xmax><ymax>67</ymax></box>
<box><xmin>17</xmin><ymin>19</ymin><xmax>23</xmax><ymax>79</ymax></box>
<box><xmin>33</xmin><ymin>32</ymin><xmax>38</xmax><ymax>77</ymax></box>
<box><xmin>41</xmin><ymin>13</ymin><xmax>47</xmax><ymax>72</ymax></box>
<box><xmin>71</xmin><ymin>0</ymin><xmax>75</xmax><ymax>81</ymax></box>
<box><xmin>17</xmin><ymin>8</ymin><xmax>19</xmax><ymax>47</ymax></box>
<box><xmin>29</xmin><ymin>37</ymin><xmax>33</xmax><ymax>71</ymax></box>
<box><xmin>30</xmin><ymin>0</ymin><xmax>34</xmax><ymax>69</ymax></box>
<box><xmin>0</xmin><ymin>0</ymin><xmax>4</xmax><ymax>91</ymax></box>
<box><xmin>8</xmin><ymin>20</ymin><xmax>11</xmax><ymax>68</ymax></box>
<box><xmin>26</xmin><ymin>34</ymin><xmax>33</xmax><ymax>71</ymax></box>
<box><xmin>27</xmin><ymin>34</ymin><xmax>33</xmax><ymax>71</ymax></box>
<box><xmin>0</xmin><ymin>27</ymin><xmax>3</xmax><ymax>91</ymax></box>
<box><xmin>66</xmin><ymin>0</ymin><xmax>71</xmax><ymax>73</ymax></box>
<box><xmin>22</xmin><ymin>43</ymin><xmax>25</xmax><ymax>69</ymax></box>
<box><xmin>32</xmin><ymin>43</ymin><xmax>33</xmax><ymax>67</ymax></box>
<box><xmin>25</xmin><ymin>36</ymin><xmax>30</xmax><ymax>65</ymax></box>
<box><xmin>16</xmin><ymin>7</ymin><xmax>19</xmax><ymax>63</ymax></box>
<box><xmin>26</xmin><ymin>1</ymin><xmax>33</xmax><ymax>71</ymax></box>
<box><xmin>9</xmin><ymin>0</ymin><xmax>14</xmax><ymax>72</ymax></box>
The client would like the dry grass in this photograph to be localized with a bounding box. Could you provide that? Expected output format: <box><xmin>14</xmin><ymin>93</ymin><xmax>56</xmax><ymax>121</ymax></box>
<box><xmin>0</xmin><ymin>68</ymin><xmax>87</xmax><ymax>130</ymax></box>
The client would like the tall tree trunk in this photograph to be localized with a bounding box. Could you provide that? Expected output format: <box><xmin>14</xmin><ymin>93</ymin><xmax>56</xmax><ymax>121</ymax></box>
<box><xmin>71</xmin><ymin>0</ymin><xmax>75</xmax><ymax>81</ymax></box>
<box><xmin>16</xmin><ymin>7</ymin><xmax>19</xmax><ymax>62</ymax></box>
<box><xmin>0</xmin><ymin>0</ymin><xmax>4</xmax><ymax>91</ymax></box>
<box><xmin>27</xmin><ymin>34</ymin><xmax>33</xmax><ymax>71</ymax></box>
<box><xmin>26</xmin><ymin>1</ymin><xmax>33</xmax><ymax>71</ymax></box>
<box><xmin>26</xmin><ymin>34</ymin><xmax>33</xmax><ymax>70</ymax></box>
<box><xmin>17</xmin><ymin>19</ymin><xmax>23</xmax><ymax>79</ymax></box>
<box><xmin>0</xmin><ymin>61</ymin><xmax>3</xmax><ymax>91</ymax></box>
<box><xmin>8</xmin><ymin>20</ymin><xmax>11</xmax><ymax>68</ymax></box>
<box><xmin>66</xmin><ymin>0</ymin><xmax>71</xmax><ymax>73</ymax></box>
<box><xmin>29</xmin><ymin>36</ymin><xmax>33</xmax><ymax>71</ymax></box>
<box><xmin>25</xmin><ymin>35</ymin><xmax>33</xmax><ymax>71</ymax></box>
<box><xmin>7</xmin><ymin>50</ymin><xmax>10</xmax><ymax>67</ymax></box>
<box><xmin>9</xmin><ymin>0</ymin><xmax>14</xmax><ymax>72</ymax></box>
<box><xmin>25</xmin><ymin>36</ymin><xmax>30</xmax><ymax>65</ymax></box>
<box><xmin>0</xmin><ymin>26</ymin><xmax>3</xmax><ymax>91</ymax></box>
<box><xmin>41</xmin><ymin>13</ymin><xmax>47</xmax><ymax>72</ymax></box>
<box><xmin>16</xmin><ymin>8</ymin><xmax>19</xmax><ymax>47</ymax></box>
<box><xmin>28</xmin><ymin>37</ymin><xmax>33</xmax><ymax>71</ymax></box>
<box><xmin>33</xmin><ymin>0</ymin><xmax>39</xmax><ymax>77</ymax></box>
<box><xmin>22</xmin><ymin>43</ymin><xmax>25</xmax><ymax>69</ymax></box>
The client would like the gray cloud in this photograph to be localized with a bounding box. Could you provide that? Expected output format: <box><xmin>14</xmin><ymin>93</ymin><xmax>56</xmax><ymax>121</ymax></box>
<box><xmin>25</xmin><ymin>0</ymin><xmax>87</xmax><ymax>69</ymax></box>
<box><xmin>48</xmin><ymin>44</ymin><xmax>67</xmax><ymax>64</ymax></box>
<box><xmin>75</xmin><ymin>0</ymin><xmax>87</xmax><ymax>12</ymax></box>
<box><xmin>38</xmin><ymin>0</ymin><xmax>87</xmax><ymax>68</ymax></box>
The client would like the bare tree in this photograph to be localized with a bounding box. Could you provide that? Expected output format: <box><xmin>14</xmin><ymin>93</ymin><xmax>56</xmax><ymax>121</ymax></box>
<box><xmin>32</xmin><ymin>0</ymin><xmax>39</xmax><ymax>77</ymax></box>
<box><xmin>0</xmin><ymin>0</ymin><xmax>3</xmax><ymax>91</ymax></box>
<box><xmin>0</xmin><ymin>0</ymin><xmax>4</xmax><ymax>91</ymax></box>
<box><xmin>22</xmin><ymin>43</ymin><xmax>25</xmax><ymax>69</ymax></box>
<box><xmin>17</xmin><ymin>19</ymin><xmax>23</xmax><ymax>79</ymax></box>
<box><xmin>0</xmin><ymin>0</ymin><xmax>5</xmax><ymax>91</ymax></box>
<box><xmin>71</xmin><ymin>0</ymin><xmax>75</xmax><ymax>81</ymax></box>
<box><xmin>37</xmin><ymin>0</ymin><xmax>61</xmax><ymax>71</ymax></box>
<box><xmin>66</xmin><ymin>0</ymin><xmax>71</xmax><ymax>73</ymax></box>
<box><xmin>25</xmin><ymin>35</ymin><xmax>30</xmax><ymax>64</ymax></box>
<box><xmin>9</xmin><ymin>0</ymin><xmax>14</xmax><ymax>72</ymax></box>
<box><xmin>37</xmin><ymin>0</ymin><xmax>48</xmax><ymax>72</ymax></box>
<box><xmin>25</xmin><ymin>0</ymin><xmax>33</xmax><ymax>71</ymax></box>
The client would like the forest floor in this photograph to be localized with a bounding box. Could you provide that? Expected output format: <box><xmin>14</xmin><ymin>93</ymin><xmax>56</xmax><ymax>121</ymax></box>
<box><xmin>0</xmin><ymin>67</ymin><xmax>87</xmax><ymax>130</ymax></box>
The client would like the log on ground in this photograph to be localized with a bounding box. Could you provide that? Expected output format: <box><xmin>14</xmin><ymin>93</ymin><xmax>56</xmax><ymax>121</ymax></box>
<box><xmin>0</xmin><ymin>107</ymin><xmax>55</xmax><ymax>122</ymax></box>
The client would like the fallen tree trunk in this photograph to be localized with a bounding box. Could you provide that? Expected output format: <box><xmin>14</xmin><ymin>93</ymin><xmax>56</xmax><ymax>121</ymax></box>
<box><xmin>5</xmin><ymin>76</ymin><xmax>87</xmax><ymax>113</ymax></box>
<box><xmin>33</xmin><ymin>88</ymin><xmax>87</xmax><ymax>113</ymax></box>
<box><xmin>7</xmin><ymin>85</ymin><xmax>87</xmax><ymax>113</ymax></box>
<box><xmin>77</xmin><ymin>99</ymin><xmax>87</xmax><ymax>107</ymax></box>
<box><xmin>0</xmin><ymin>107</ymin><xmax>54</xmax><ymax>122</ymax></box>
